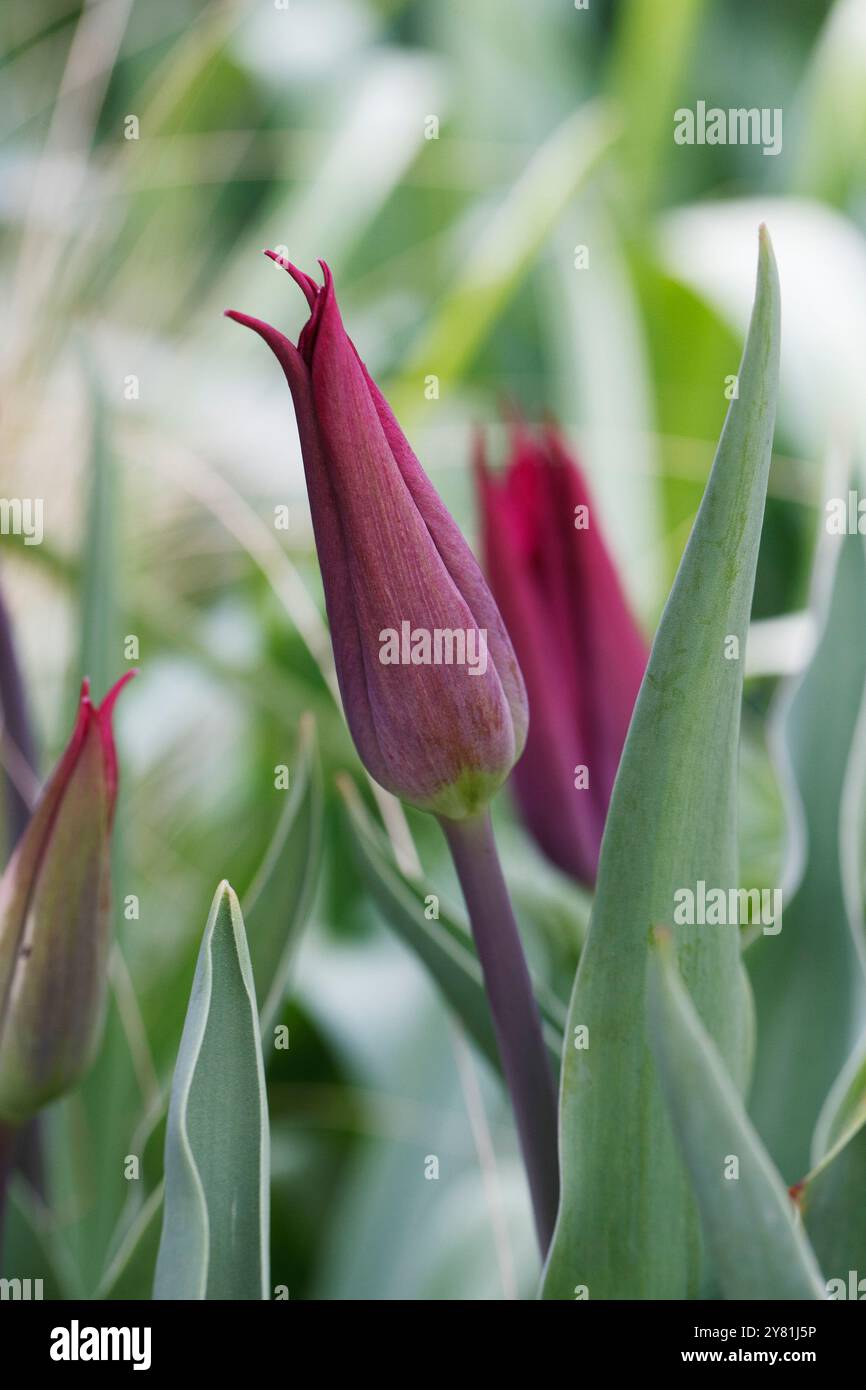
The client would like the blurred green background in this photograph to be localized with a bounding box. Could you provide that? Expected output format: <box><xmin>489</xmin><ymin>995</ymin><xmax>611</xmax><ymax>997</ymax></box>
<box><xmin>1</xmin><ymin>0</ymin><xmax>865</xmax><ymax>1299</ymax></box>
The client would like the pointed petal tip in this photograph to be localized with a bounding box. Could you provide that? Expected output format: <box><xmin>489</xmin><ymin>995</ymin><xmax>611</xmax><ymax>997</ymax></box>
<box><xmin>263</xmin><ymin>250</ymin><xmax>320</xmax><ymax>309</ymax></box>
<box><xmin>97</xmin><ymin>670</ymin><xmax>136</xmax><ymax>725</ymax></box>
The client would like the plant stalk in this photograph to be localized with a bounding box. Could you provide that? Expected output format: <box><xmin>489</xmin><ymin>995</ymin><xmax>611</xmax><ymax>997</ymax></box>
<box><xmin>0</xmin><ymin>1123</ymin><xmax>18</xmax><ymax>1265</ymax></box>
<box><xmin>440</xmin><ymin>810</ymin><xmax>559</xmax><ymax>1254</ymax></box>
<box><xmin>0</xmin><ymin>580</ymin><xmax>38</xmax><ymax>851</ymax></box>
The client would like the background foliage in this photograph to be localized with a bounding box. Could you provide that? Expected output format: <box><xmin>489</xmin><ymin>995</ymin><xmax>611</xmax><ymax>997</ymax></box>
<box><xmin>1</xmin><ymin>0</ymin><xmax>864</xmax><ymax>1299</ymax></box>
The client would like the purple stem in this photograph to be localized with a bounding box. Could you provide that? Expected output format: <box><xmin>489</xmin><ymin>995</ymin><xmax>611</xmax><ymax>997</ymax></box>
<box><xmin>0</xmin><ymin>581</ymin><xmax>37</xmax><ymax>852</ymax></box>
<box><xmin>440</xmin><ymin>810</ymin><xmax>560</xmax><ymax>1254</ymax></box>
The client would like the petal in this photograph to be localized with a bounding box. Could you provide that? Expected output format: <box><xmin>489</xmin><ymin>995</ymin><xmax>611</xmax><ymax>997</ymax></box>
<box><xmin>307</xmin><ymin>269</ymin><xmax>519</xmax><ymax>807</ymax></box>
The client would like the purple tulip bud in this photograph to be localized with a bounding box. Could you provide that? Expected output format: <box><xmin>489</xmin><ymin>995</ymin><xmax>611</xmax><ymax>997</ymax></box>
<box><xmin>0</xmin><ymin>673</ymin><xmax>134</xmax><ymax>1124</ymax></box>
<box><xmin>476</xmin><ymin>423</ymin><xmax>648</xmax><ymax>885</ymax></box>
<box><xmin>226</xmin><ymin>257</ymin><xmax>527</xmax><ymax>820</ymax></box>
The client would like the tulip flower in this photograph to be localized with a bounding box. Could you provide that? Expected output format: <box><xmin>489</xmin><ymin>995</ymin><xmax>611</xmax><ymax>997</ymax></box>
<box><xmin>0</xmin><ymin>673</ymin><xmax>134</xmax><ymax>1126</ymax></box>
<box><xmin>476</xmin><ymin>423</ymin><xmax>648</xmax><ymax>885</ymax></box>
<box><xmin>227</xmin><ymin>260</ymin><xmax>559</xmax><ymax>1250</ymax></box>
<box><xmin>227</xmin><ymin>257</ymin><xmax>527</xmax><ymax>822</ymax></box>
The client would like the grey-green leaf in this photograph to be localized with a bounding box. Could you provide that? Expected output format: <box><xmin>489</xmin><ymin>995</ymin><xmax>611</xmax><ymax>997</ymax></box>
<box><xmin>337</xmin><ymin>776</ymin><xmax>565</xmax><ymax>1071</ymax></box>
<box><xmin>246</xmin><ymin>711</ymin><xmax>323</xmax><ymax>1036</ymax></box>
<box><xmin>542</xmin><ymin>228</ymin><xmax>780</xmax><ymax>1299</ymax></box>
<box><xmin>747</xmin><ymin>523</ymin><xmax>866</xmax><ymax>1181</ymax></box>
<box><xmin>646</xmin><ymin>933</ymin><xmax>825</xmax><ymax>1300</ymax></box>
<box><xmin>799</xmin><ymin>1039</ymin><xmax>866</xmax><ymax>1293</ymax></box>
<box><xmin>153</xmin><ymin>882</ymin><xmax>269</xmax><ymax>1300</ymax></box>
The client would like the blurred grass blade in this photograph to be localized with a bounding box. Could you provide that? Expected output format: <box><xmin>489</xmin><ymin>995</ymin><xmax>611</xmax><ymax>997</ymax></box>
<box><xmin>3</xmin><ymin>1182</ymin><xmax>79</xmax><ymax>1300</ymax></box>
<box><xmin>646</xmin><ymin>932</ymin><xmax>825</xmax><ymax>1300</ymax></box>
<box><xmin>747</xmin><ymin>521</ymin><xmax>866</xmax><ymax>1181</ymax></box>
<box><xmin>798</xmin><ymin>1039</ymin><xmax>866</xmax><ymax>1292</ymax></box>
<box><xmin>794</xmin><ymin>0</ymin><xmax>866</xmax><ymax>207</ymax></box>
<box><xmin>154</xmin><ymin>882</ymin><xmax>269</xmax><ymax>1300</ymax></box>
<box><xmin>79</xmin><ymin>365</ymin><xmax>119</xmax><ymax>701</ymax></box>
<box><xmin>388</xmin><ymin>102</ymin><xmax>618</xmax><ymax>419</ymax></box>
<box><xmin>607</xmin><ymin>0</ymin><xmax>705</xmax><ymax>216</ymax></box>
<box><xmin>245</xmin><ymin>713</ymin><xmax>323</xmax><ymax>1036</ymax></box>
<box><xmin>50</xmin><ymin>373</ymin><xmax>141</xmax><ymax>1293</ymax></box>
<box><xmin>337</xmin><ymin>776</ymin><xmax>564</xmax><ymax>1071</ymax></box>
<box><xmin>99</xmin><ymin>1182</ymin><xmax>164</xmax><ymax>1301</ymax></box>
<box><xmin>542</xmin><ymin>228</ymin><xmax>780</xmax><ymax>1299</ymax></box>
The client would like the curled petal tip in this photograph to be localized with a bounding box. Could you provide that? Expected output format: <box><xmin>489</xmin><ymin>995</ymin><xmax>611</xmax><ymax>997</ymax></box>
<box><xmin>98</xmin><ymin>670</ymin><xmax>136</xmax><ymax>722</ymax></box>
<box><xmin>263</xmin><ymin>250</ymin><xmax>319</xmax><ymax>309</ymax></box>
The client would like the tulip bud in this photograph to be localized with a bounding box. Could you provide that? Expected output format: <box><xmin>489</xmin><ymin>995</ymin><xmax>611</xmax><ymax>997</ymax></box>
<box><xmin>227</xmin><ymin>258</ymin><xmax>527</xmax><ymax>820</ymax></box>
<box><xmin>0</xmin><ymin>673</ymin><xmax>133</xmax><ymax>1125</ymax></box>
<box><xmin>476</xmin><ymin>423</ymin><xmax>648</xmax><ymax>884</ymax></box>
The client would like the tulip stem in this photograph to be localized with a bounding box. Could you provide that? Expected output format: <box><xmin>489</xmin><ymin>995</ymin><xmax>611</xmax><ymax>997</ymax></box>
<box><xmin>440</xmin><ymin>810</ymin><xmax>559</xmax><ymax>1254</ymax></box>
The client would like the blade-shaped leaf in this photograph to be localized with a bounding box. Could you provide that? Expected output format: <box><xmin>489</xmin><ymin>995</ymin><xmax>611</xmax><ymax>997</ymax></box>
<box><xmin>337</xmin><ymin>776</ymin><xmax>565</xmax><ymax>1071</ymax></box>
<box><xmin>542</xmin><ymin>228</ymin><xmax>780</xmax><ymax>1299</ymax></box>
<box><xmin>387</xmin><ymin>103</ymin><xmax>618</xmax><ymax>421</ymax></box>
<box><xmin>646</xmin><ymin>932</ymin><xmax>825</xmax><ymax>1300</ymax></box>
<box><xmin>50</xmin><ymin>374</ymin><xmax>143</xmax><ymax>1295</ymax></box>
<box><xmin>747</xmin><ymin>522</ymin><xmax>866</xmax><ymax>1180</ymax></box>
<box><xmin>246</xmin><ymin>712</ymin><xmax>323</xmax><ymax>1036</ymax></box>
<box><xmin>153</xmin><ymin>882</ymin><xmax>269</xmax><ymax>1300</ymax></box>
<box><xmin>100</xmin><ymin>1182</ymin><xmax>164</xmax><ymax>1301</ymax></box>
<box><xmin>798</xmin><ymin>1039</ymin><xmax>866</xmax><ymax>1293</ymax></box>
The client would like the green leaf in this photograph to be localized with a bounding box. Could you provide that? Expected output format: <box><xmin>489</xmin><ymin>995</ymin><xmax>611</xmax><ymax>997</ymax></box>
<box><xmin>798</xmin><ymin>1040</ymin><xmax>866</xmax><ymax>1293</ymax></box>
<box><xmin>153</xmin><ymin>882</ymin><xmax>269</xmax><ymax>1300</ymax></box>
<box><xmin>542</xmin><ymin>228</ymin><xmax>780</xmax><ymax>1299</ymax></box>
<box><xmin>608</xmin><ymin>0</ymin><xmax>706</xmax><ymax>216</ymax></box>
<box><xmin>337</xmin><ymin>776</ymin><xmax>565</xmax><ymax>1072</ymax></box>
<box><xmin>387</xmin><ymin>102</ymin><xmax>619</xmax><ymax>421</ymax></box>
<box><xmin>793</xmin><ymin>0</ymin><xmax>866</xmax><ymax>208</ymax></box>
<box><xmin>49</xmin><ymin>371</ymin><xmax>143</xmax><ymax>1295</ymax></box>
<box><xmin>747</xmin><ymin>523</ymin><xmax>866</xmax><ymax>1181</ymax></box>
<box><xmin>646</xmin><ymin>932</ymin><xmax>825</xmax><ymax>1300</ymax></box>
<box><xmin>246</xmin><ymin>712</ymin><xmax>323</xmax><ymax>1036</ymax></box>
<box><xmin>99</xmin><ymin>1182</ymin><xmax>164</xmax><ymax>1300</ymax></box>
<box><xmin>3</xmin><ymin>1178</ymin><xmax>80</xmax><ymax>1300</ymax></box>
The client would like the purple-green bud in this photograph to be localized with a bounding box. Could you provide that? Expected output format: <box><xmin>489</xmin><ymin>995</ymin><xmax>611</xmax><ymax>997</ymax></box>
<box><xmin>0</xmin><ymin>673</ymin><xmax>133</xmax><ymax>1125</ymax></box>
<box><xmin>226</xmin><ymin>257</ymin><xmax>527</xmax><ymax>820</ymax></box>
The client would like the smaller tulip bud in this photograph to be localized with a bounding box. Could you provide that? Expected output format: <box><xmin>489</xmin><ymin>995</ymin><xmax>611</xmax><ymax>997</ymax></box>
<box><xmin>476</xmin><ymin>423</ymin><xmax>648</xmax><ymax>884</ymax></box>
<box><xmin>0</xmin><ymin>673</ymin><xmax>134</xmax><ymax>1125</ymax></box>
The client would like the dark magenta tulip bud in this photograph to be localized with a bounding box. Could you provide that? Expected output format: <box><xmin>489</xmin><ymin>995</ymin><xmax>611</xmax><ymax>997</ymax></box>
<box><xmin>226</xmin><ymin>257</ymin><xmax>527</xmax><ymax>820</ymax></box>
<box><xmin>0</xmin><ymin>674</ymin><xmax>134</xmax><ymax>1124</ymax></box>
<box><xmin>476</xmin><ymin>424</ymin><xmax>648</xmax><ymax>884</ymax></box>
